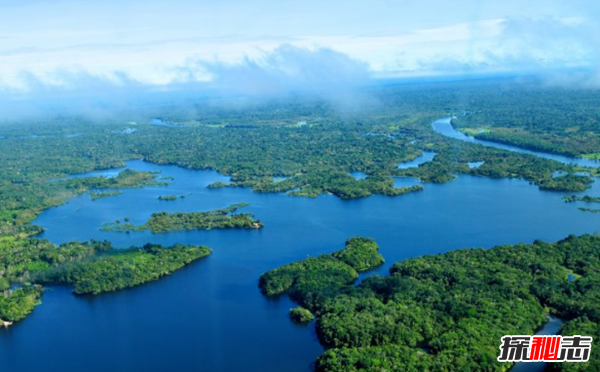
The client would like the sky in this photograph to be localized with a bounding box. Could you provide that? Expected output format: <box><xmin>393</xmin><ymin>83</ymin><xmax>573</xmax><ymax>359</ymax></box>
<box><xmin>0</xmin><ymin>0</ymin><xmax>599</xmax><ymax>94</ymax></box>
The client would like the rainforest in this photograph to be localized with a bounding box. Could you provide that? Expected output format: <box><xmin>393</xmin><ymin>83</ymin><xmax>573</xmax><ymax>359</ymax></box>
<box><xmin>1</xmin><ymin>78</ymin><xmax>600</xmax><ymax>372</ymax></box>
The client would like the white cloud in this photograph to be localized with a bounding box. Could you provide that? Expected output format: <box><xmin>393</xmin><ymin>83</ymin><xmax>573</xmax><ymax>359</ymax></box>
<box><xmin>0</xmin><ymin>45</ymin><xmax>376</xmax><ymax>121</ymax></box>
<box><xmin>0</xmin><ymin>9</ymin><xmax>598</xmax><ymax>91</ymax></box>
<box><xmin>188</xmin><ymin>45</ymin><xmax>371</xmax><ymax>95</ymax></box>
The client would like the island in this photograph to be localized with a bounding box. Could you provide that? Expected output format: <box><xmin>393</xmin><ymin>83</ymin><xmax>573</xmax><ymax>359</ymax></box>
<box><xmin>38</xmin><ymin>243</ymin><xmax>211</xmax><ymax>295</ymax></box>
<box><xmin>158</xmin><ymin>195</ymin><xmax>185</xmax><ymax>201</ymax></box>
<box><xmin>289</xmin><ymin>307</ymin><xmax>314</xmax><ymax>323</ymax></box>
<box><xmin>259</xmin><ymin>237</ymin><xmax>383</xmax><ymax>298</ymax></box>
<box><xmin>101</xmin><ymin>203</ymin><xmax>263</xmax><ymax>233</ymax></box>
<box><xmin>260</xmin><ymin>235</ymin><xmax>600</xmax><ymax>372</ymax></box>
<box><xmin>0</xmin><ymin>82</ymin><xmax>597</xmax><ymax>237</ymax></box>
<box><xmin>65</xmin><ymin>169</ymin><xmax>169</xmax><ymax>190</ymax></box>
<box><xmin>0</xmin><ymin>78</ymin><xmax>600</xmax><ymax>369</ymax></box>
<box><xmin>0</xmin><ymin>238</ymin><xmax>210</xmax><ymax>325</ymax></box>
<box><xmin>90</xmin><ymin>190</ymin><xmax>123</xmax><ymax>200</ymax></box>
<box><xmin>564</xmin><ymin>194</ymin><xmax>600</xmax><ymax>203</ymax></box>
<box><xmin>578</xmin><ymin>207</ymin><xmax>600</xmax><ymax>214</ymax></box>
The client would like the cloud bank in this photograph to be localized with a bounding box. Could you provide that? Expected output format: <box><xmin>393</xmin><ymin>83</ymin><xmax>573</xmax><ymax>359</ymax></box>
<box><xmin>0</xmin><ymin>45</ymin><xmax>375</xmax><ymax>122</ymax></box>
<box><xmin>401</xmin><ymin>17</ymin><xmax>600</xmax><ymax>87</ymax></box>
<box><xmin>191</xmin><ymin>45</ymin><xmax>371</xmax><ymax>96</ymax></box>
<box><xmin>1</xmin><ymin>8</ymin><xmax>600</xmax><ymax>122</ymax></box>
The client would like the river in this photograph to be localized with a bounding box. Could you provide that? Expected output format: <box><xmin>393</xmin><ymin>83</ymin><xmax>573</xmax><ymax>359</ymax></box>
<box><xmin>0</xmin><ymin>120</ymin><xmax>599</xmax><ymax>372</ymax></box>
<box><xmin>433</xmin><ymin>117</ymin><xmax>600</xmax><ymax>168</ymax></box>
<box><xmin>510</xmin><ymin>316</ymin><xmax>566</xmax><ymax>372</ymax></box>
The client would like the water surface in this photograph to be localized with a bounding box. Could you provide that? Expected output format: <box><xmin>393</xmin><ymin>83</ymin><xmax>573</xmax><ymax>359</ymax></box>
<box><xmin>510</xmin><ymin>316</ymin><xmax>565</xmax><ymax>372</ymax></box>
<box><xmin>2</xmin><ymin>145</ymin><xmax>600</xmax><ymax>372</ymax></box>
<box><xmin>433</xmin><ymin>117</ymin><xmax>600</xmax><ymax>168</ymax></box>
<box><xmin>397</xmin><ymin>151</ymin><xmax>436</xmax><ymax>169</ymax></box>
<box><xmin>350</xmin><ymin>171</ymin><xmax>368</xmax><ymax>180</ymax></box>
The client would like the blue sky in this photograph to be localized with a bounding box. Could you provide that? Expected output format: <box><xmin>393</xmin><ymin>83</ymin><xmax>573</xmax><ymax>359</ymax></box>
<box><xmin>0</xmin><ymin>0</ymin><xmax>599</xmax><ymax>92</ymax></box>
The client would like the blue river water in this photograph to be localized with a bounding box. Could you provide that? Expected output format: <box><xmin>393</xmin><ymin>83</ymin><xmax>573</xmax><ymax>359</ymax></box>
<box><xmin>511</xmin><ymin>316</ymin><xmax>566</xmax><ymax>372</ymax></box>
<box><xmin>433</xmin><ymin>117</ymin><xmax>600</xmax><ymax>168</ymax></box>
<box><xmin>1</xmin><ymin>121</ymin><xmax>600</xmax><ymax>372</ymax></box>
<box><xmin>397</xmin><ymin>151</ymin><xmax>437</xmax><ymax>169</ymax></box>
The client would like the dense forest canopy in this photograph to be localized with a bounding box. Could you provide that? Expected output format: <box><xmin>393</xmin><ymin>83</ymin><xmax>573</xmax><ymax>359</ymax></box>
<box><xmin>451</xmin><ymin>87</ymin><xmax>600</xmax><ymax>158</ymax></box>
<box><xmin>37</xmin><ymin>243</ymin><xmax>211</xmax><ymax>295</ymax></box>
<box><xmin>0</xmin><ymin>79</ymin><xmax>595</xmax><ymax>233</ymax></box>
<box><xmin>260</xmin><ymin>234</ymin><xmax>600</xmax><ymax>372</ymax></box>
<box><xmin>0</xmin><ymin>238</ymin><xmax>210</xmax><ymax>322</ymax></box>
<box><xmin>101</xmin><ymin>203</ymin><xmax>263</xmax><ymax>233</ymax></box>
<box><xmin>1</xmin><ymin>79</ymin><xmax>600</xmax><ymax>370</ymax></box>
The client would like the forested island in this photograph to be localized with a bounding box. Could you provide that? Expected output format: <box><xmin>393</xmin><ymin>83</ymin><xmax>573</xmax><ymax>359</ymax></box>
<box><xmin>0</xmin><ymin>237</ymin><xmax>210</xmax><ymax>324</ymax></box>
<box><xmin>209</xmin><ymin>174</ymin><xmax>425</xmax><ymax>199</ymax></box>
<box><xmin>578</xmin><ymin>207</ymin><xmax>600</xmax><ymax>214</ymax></box>
<box><xmin>90</xmin><ymin>190</ymin><xmax>123</xmax><ymax>200</ymax></box>
<box><xmin>562</xmin><ymin>195</ymin><xmax>600</xmax><ymax>213</ymax></box>
<box><xmin>158</xmin><ymin>195</ymin><xmax>185</xmax><ymax>201</ymax></box>
<box><xmin>260</xmin><ymin>235</ymin><xmax>600</xmax><ymax>372</ymax></box>
<box><xmin>289</xmin><ymin>306</ymin><xmax>315</xmax><ymax>323</ymax></box>
<box><xmin>1</xmin><ymin>80</ymin><xmax>600</xmax><ymax>369</ymax></box>
<box><xmin>37</xmin><ymin>243</ymin><xmax>211</xmax><ymax>294</ymax></box>
<box><xmin>101</xmin><ymin>203</ymin><xmax>262</xmax><ymax>233</ymax></box>
<box><xmin>1</xmin><ymin>80</ymin><xmax>597</xmax><ymax>239</ymax></box>
<box><xmin>564</xmin><ymin>194</ymin><xmax>600</xmax><ymax>203</ymax></box>
<box><xmin>67</xmin><ymin>169</ymin><xmax>168</xmax><ymax>190</ymax></box>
